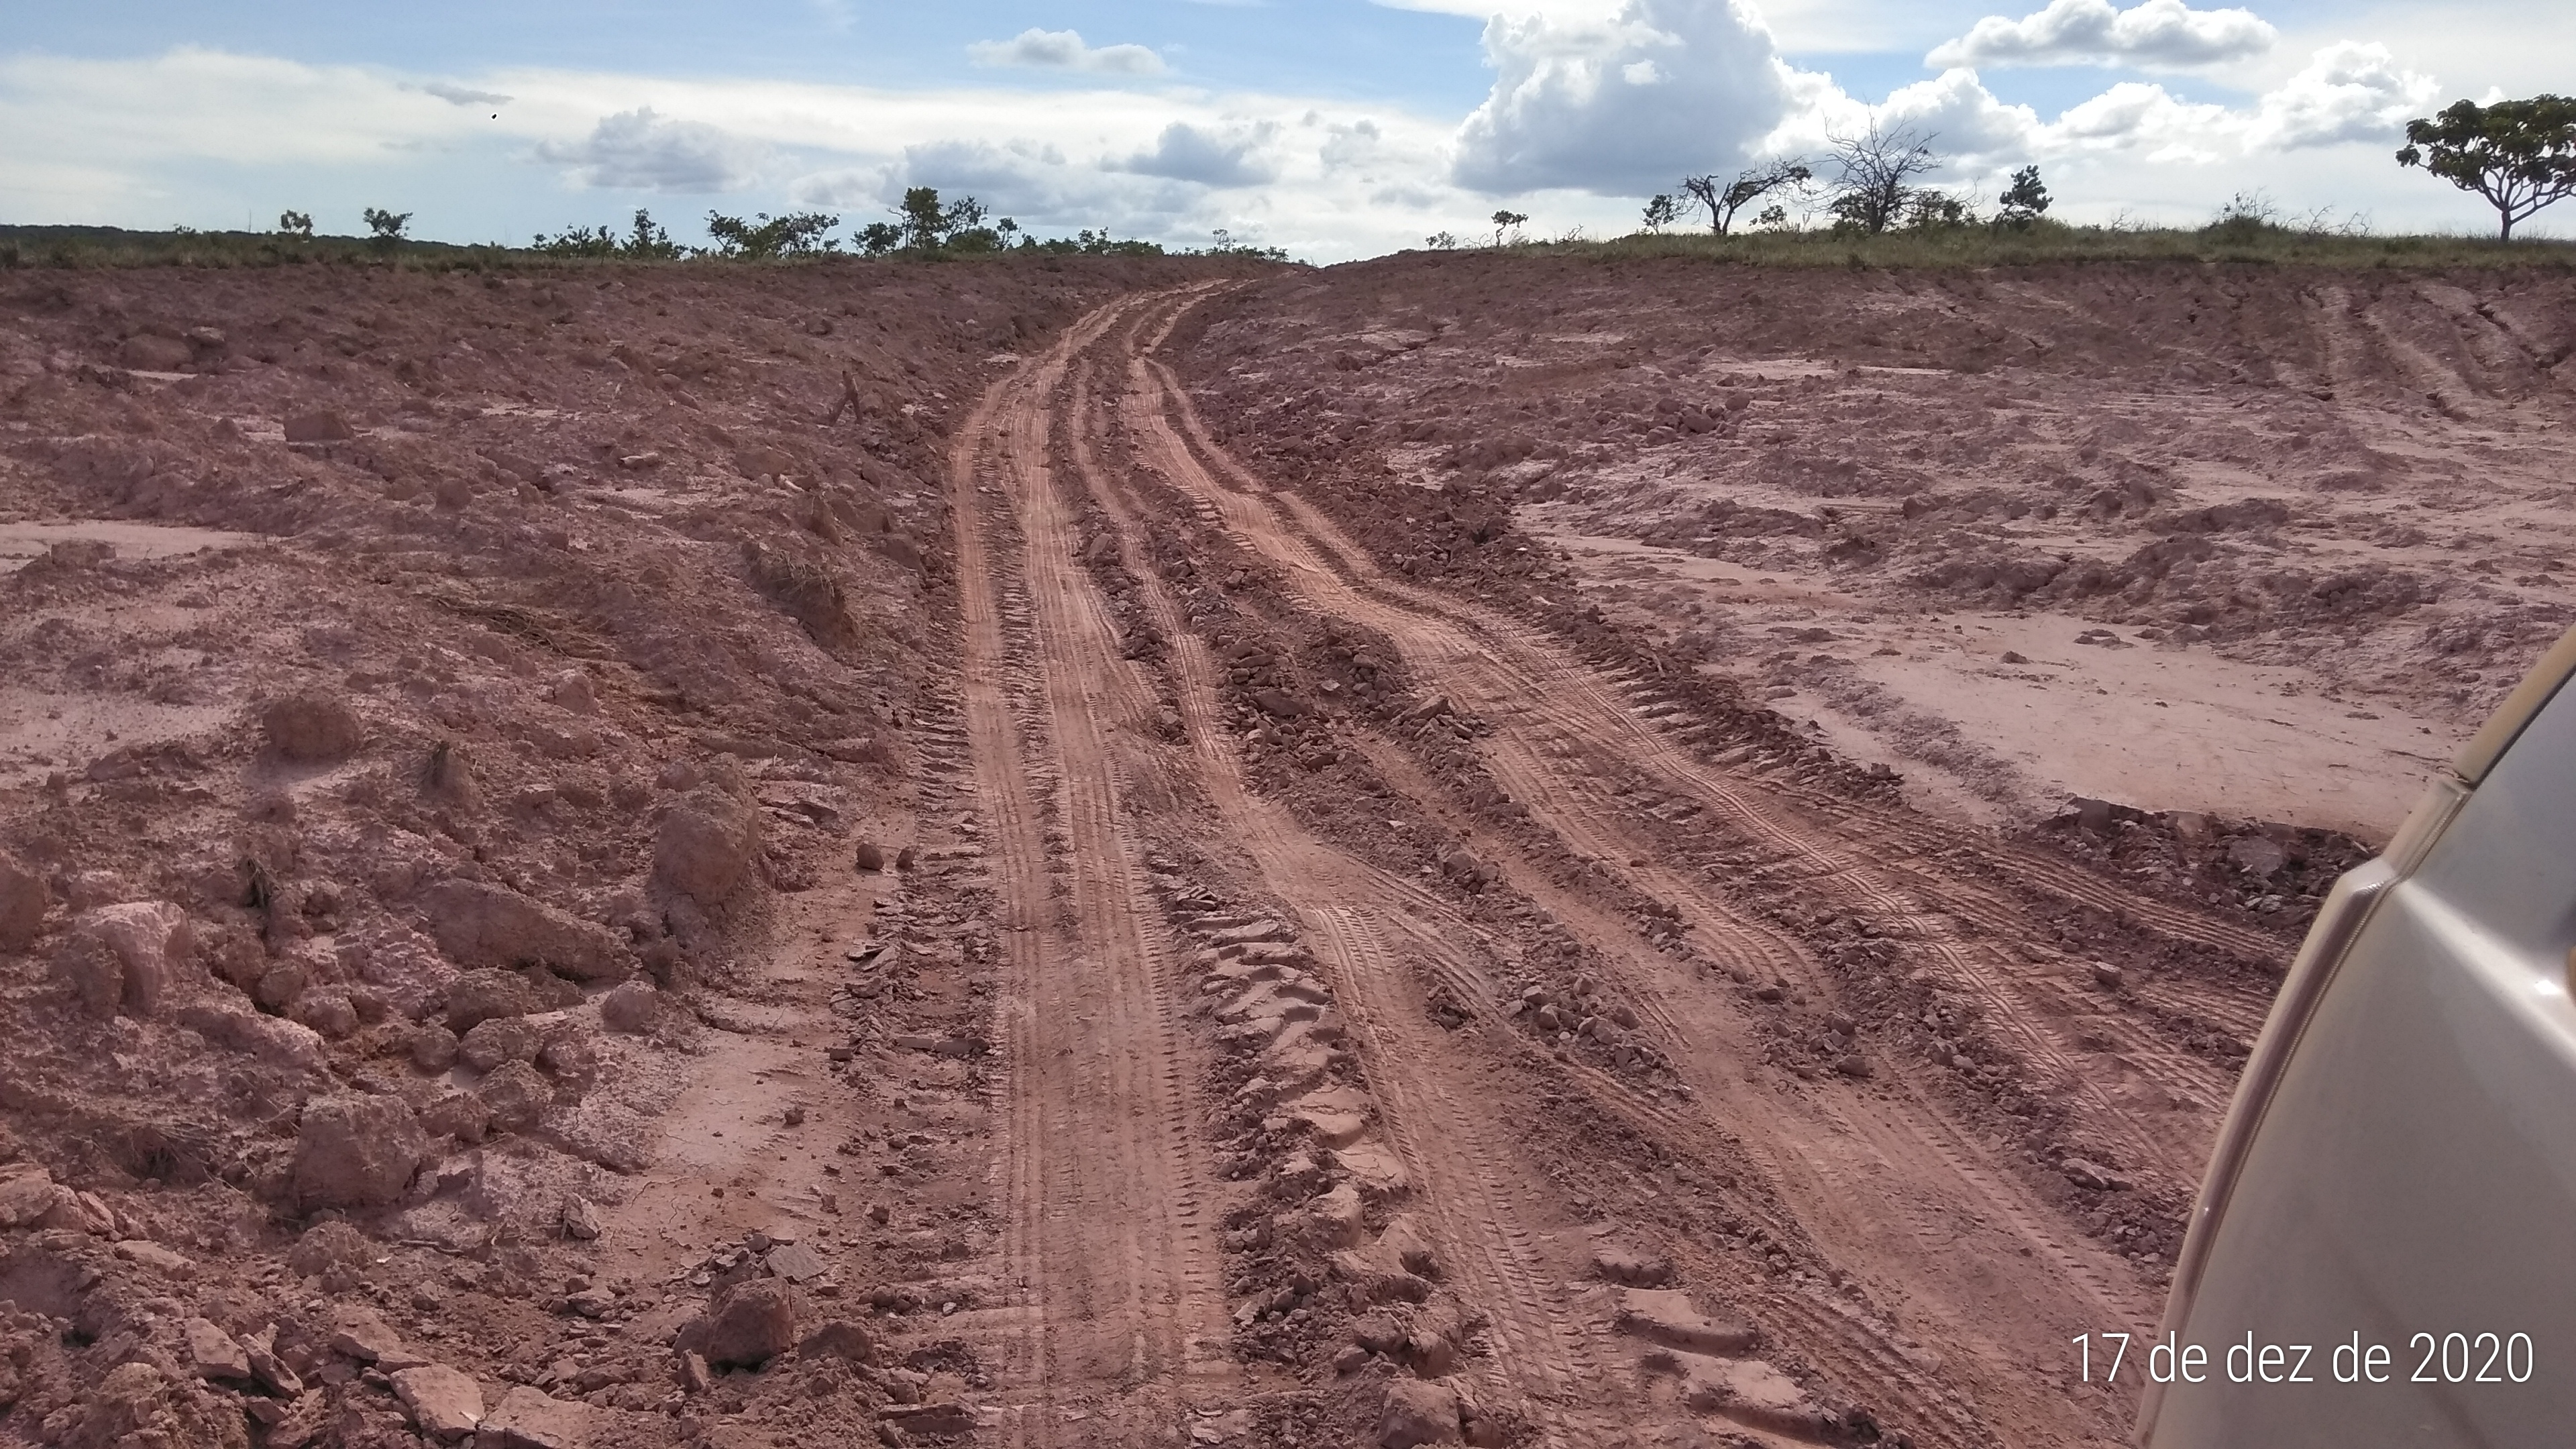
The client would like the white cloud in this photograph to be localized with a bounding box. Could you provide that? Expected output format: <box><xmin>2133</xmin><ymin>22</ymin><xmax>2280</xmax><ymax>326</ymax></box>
<box><xmin>2245</xmin><ymin>41</ymin><xmax>2435</xmax><ymax>149</ymax></box>
<box><xmin>418</xmin><ymin>80</ymin><xmax>513</xmax><ymax>109</ymax></box>
<box><xmin>535</xmin><ymin>107</ymin><xmax>770</xmax><ymax>193</ymax></box>
<box><xmin>1112</xmin><ymin>121</ymin><xmax>1279</xmax><ymax>186</ymax></box>
<box><xmin>1927</xmin><ymin>0</ymin><xmax>2275</xmax><ymax>71</ymax></box>
<box><xmin>1453</xmin><ymin>0</ymin><xmax>1799</xmax><ymax>194</ymax></box>
<box><xmin>967</xmin><ymin>28</ymin><xmax>1168</xmax><ymax>76</ymax></box>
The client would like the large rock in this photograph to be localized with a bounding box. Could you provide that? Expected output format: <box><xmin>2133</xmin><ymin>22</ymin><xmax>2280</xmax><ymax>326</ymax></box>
<box><xmin>654</xmin><ymin>791</ymin><xmax>759</xmax><ymax>906</ymax></box>
<box><xmin>262</xmin><ymin>692</ymin><xmax>364</xmax><ymax>763</ymax></box>
<box><xmin>442</xmin><ymin>968</ymin><xmax>539</xmax><ymax>1032</ymax></box>
<box><xmin>282</xmin><ymin>411</ymin><xmax>356</xmax><ymax>443</ymax></box>
<box><xmin>1379</xmin><ymin>1378</ymin><xmax>1462</xmax><ymax>1448</ymax></box>
<box><xmin>796</xmin><ymin>1319</ymin><xmax>877</xmax><ymax>1365</ymax></box>
<box><xmin>292</xmin><ymin>1095</ymin><xmax>429</xmax><ymax>1211</ymax></box>
<box><xmin>680</xmin><ymin>1277</ymin><xmax>805</xmax><ymax>1369</ymax></box>
<box><xmin>0</xmin><ymin>849</ymin><xmax>47</xmax><ymax>951</ymax></box>
<box><xmin>421</xmin><ymin>880</ymin><xmax>626</xmax><ymax>982</ymax></box>
<box><xmin>184</xmin><ymin>1318</ymin><xmax>254</xmax><ymax>1383</ymax></box>
<box><xmin>391</xmin><ymin>1364</ymin><xmax>484</xmax><ymax>1440</ymax></box>
<box><xmin>55</xmin><ymin>901</ymin><xmax>192</xmax><ymax>1018</ymax></box>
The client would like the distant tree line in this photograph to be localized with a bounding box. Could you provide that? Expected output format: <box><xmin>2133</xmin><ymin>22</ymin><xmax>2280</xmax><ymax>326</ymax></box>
<box><xmin>514</xmin><ymin>189</ymin><xmax>1267</xmax><ymax>262</ymax></box>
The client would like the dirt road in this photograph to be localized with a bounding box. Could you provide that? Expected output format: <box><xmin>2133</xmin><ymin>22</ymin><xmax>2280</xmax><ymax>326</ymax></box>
<box><xmin>930</xmin><ymin>285</ymin><xmax>2297</xmax><ymax>1446</ymax></box>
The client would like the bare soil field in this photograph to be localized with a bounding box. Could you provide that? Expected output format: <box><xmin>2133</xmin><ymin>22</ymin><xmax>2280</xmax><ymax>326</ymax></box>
<box><xmin>0</xmin><ymin>252</ymin><xmax>2566</xmax><ymax>1449</ymax></box>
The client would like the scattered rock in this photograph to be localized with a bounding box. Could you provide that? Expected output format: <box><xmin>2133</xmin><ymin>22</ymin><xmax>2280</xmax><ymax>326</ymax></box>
<box><xmin>1999</xmin><ymin>650</ymin><xmax>2029</xmax><ymax>665</ymax></box>
<box><xmin>680</xmin><ymin>1276</ymin><xmax>806</xmax><ymax>1369</ymax></box>
<box><xmin>767</xmin><ymin>1241</ymin><xmax>830</xmax><ymax>1283</ymax></box>
<box><xmin>328</xmin><ymin>1305</ymin><xmax>429</xmax><ymax>1368</ymax></box>
<box><xmin>561</xmin><ymin>1197</ymin><xmax>602</xmax><ymax>1240</ymax></box>
<box><xmin>855</xmin><ymin>842</ymin><xmax>886</xmax><ymax>872</ymax></box>
<box><xmin>2226</xmin><ymin>835</ymin><xmax>2287</xmax><ymax>878</ymax></box>
<box><xmin>391</xmin><ymin>1364</ymin><xmax>484</xmax><ymax>1440</ymax></box>
<box><xmin>174</xmin><ymin>1000</ymin><xmax>327</xmax><ymax>1070</ymax></box>
<box><xmin>0</xmin><ymin>1165</ymin><xmax>76</xmax><ymax>1230</ymax></box>
<box><xmin>292</xmin><ymin>1094</ymin><xmax>430</xmax><ymax>1210</ymax></box>
<box><xmin>262</xmin><ymin>692</ymin><xmax>364</xmax><ymax>763</ymax></box>
<box><xmin>2092</xmin><ymin>962</ymin><xmax>2125</xmax><ymax>989</ymax></box>
<box><xmin>54</xmin><ymin>900</ymin><xmax>191</xmax><ymax>1018</ymax></box>
<box><xmin>1379</xmin><ymin>1377</ymin><xmax>1463</xmax><ymax>1448</ymax></box>
<box><xmin>419</xmin><ymin>1091</ymin><xmax>491</xmax><ymax>1144</ymax></box>
<box><xmin>419</xmin><ymin>879</ymin><xmax>627</xmax><ymax>982</ymax></box>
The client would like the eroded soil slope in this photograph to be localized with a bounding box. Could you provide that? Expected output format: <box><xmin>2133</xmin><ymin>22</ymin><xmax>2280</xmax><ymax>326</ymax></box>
<box><xmin>1178</xmin><ymin>255</ymin><xmax>2576</xmax><ymax>853</ymax></box>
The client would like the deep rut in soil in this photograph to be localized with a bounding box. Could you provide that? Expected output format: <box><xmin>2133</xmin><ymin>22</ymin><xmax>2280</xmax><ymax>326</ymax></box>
<box><xmin>932</xmin><ymin>286</ymin><xmax>2306</xmax><ymax>1447</ymax></box>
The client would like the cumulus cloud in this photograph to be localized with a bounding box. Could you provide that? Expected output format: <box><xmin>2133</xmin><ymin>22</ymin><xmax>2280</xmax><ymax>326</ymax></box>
<box><xmin>1453</xmin><ymin>0</ymin><xmax>1797</xmax><ymax>195</ymax></box>
<box><xmin>1927</xmin><ymin>0</ymin><xmax>2274</xmax><ymax>70</ymax></box>
<box><xmin>1113</xmin><ymin>121</ymin><xmax>1279</xmax><ymax>186</ymax></box>
<box><xmin>2246</xmin><ymin>42</ymin><xmax>2436</xmax><ymax>149</ymax></box>
<box><xmin>967</xmin><ymin>28</ymin><xmax>1167</xmax><ymax>75</ymax></box>
<box><xmin>535</xmin><ymin>107</ymin><xmax>769</xmax><ymax>193</ymax></box>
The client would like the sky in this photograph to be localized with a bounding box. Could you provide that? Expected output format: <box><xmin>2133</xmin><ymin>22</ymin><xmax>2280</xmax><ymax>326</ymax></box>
<box><xmin>1</xmin><ymin>1</ymin><xmax>2565</xmax><ymax>262</ymax></box>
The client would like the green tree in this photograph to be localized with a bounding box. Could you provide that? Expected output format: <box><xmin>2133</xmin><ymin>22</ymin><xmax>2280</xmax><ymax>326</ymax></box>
<box><xmin>1996</xmin><ymin>165</ymin><xmax>2050</xmax><ymax>227</ymax></box>
<box><xmin>1679</xmin><ymin>159</ymin><xmax>1812</xmax><ymax>236</ymax></box>
<box><xmin>2396</xmin><ymin>95</ymin><xmax>2576</xmax><ymax>240</ymax></box>
<box><xmin>362</xmin><ymin>207</ymin><xmax>411</xmax><ymax>251</ymax></box>
<box><xmin>1490</xmin><ymin>209</ymin><xmax>1527</xmax><ymax>246</ymax></box>
<box><xmin>856</xmin><ymin>221</ymin><xmax>903</xmax><ymax>256</ymax></box>
<box><xmin>704</xmin><ymin>211</ymin><xmax>841</xmax><ymax>260</ymax></box>
<box><xmin>1640</xmin><ymin>193</ymin><xmax>1680</xmax><ymax>233</ymax></box>
<box><xmin>623</xmin><ymin>207</ymin><xmax>681</xmax><ymax>259</ymax></box>
<box><xmin>278</xmin><ymin>210</ymin><xmax>313</xmax><ymax>238</ymax></box>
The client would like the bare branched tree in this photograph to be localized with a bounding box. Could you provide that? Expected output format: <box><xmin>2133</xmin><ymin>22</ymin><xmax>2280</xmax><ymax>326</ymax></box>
<box><xmin>1825</xmin><ymin>119</ymin><xmax>1939</xmax><ymax>235</ymax></box>
<box><xmin>1678</xmin><ymin>160</ymin><xmax>1813</xmax><ymax>237</ymax></box>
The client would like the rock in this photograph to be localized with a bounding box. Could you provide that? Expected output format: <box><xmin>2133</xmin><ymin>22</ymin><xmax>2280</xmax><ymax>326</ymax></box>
<box><xmin>1311</xmin><ymin>1181</ymin><xmax>1365</xmax><ymax>1247</ymax></box>
<box><xmin>1590</xmin><ymin>1243</ymin><xmax>1674</xmax><ymax>1287</ymax></box>
<box><xmin>655</xmin><ymin>790</ymin><xmax>759</xmax><ymax>906</ymax></box>
<box><xmin>476</xmin><ymin>1061</ymin><xmax>551</xmax><ymax>1134</ymax></box>
<box><xmin>2169</xmin><ymin>810</ymin><xmax>2214</xmax><ymax>842</ymax></box>
<box><xmin>884</xmin><ymin>1403</ymin><xmax>977</xmax><ymax>1437</ymax></box>
<box><xmin>329</xmin><ymin>1305</ymin><xmax>429</xmax><ymax>1368</ymax></box>
<box><xmin>767</xmin><ymin>1242</ymin><xmax>830</xmax><ymax>1283</ymax></box>
<box><xmin>262</xmin><ymin>692</ymin><xmax>364</xmax><ymax>763</ymax></box>
<box><xmin>2092</xmin><ymin>962</ymin><xmax>2125</xmax><ymax>989</ymax></box>
<box><xmin>288</xmin><ymin>988</ymin><xmax>359</xmax><ymax>1039</ymax></box>
<box><xmin>895</xmin><ymin>845</ymin><xmax>917</xmax><ymax>871</ymax></box>
<box><xmin>1379</xmin><ymin>1214</ymin><xmax>1440</xmax><ymax>1279</ymax></box>
<box><xmin>0</xmin><ymin>849</ymin><xmax>48</xmax><ymax>951</ymax></box>
<box><xmin>2071</xmin><ymin>797</ymin><xmax>2115</xmax><ymax>835</ymax></box>
<box><xmin>411</xmin><ymin>1024</ymin><xmax>462</xmax><ymax>1071</ymax></box>
<box><xmin>420</xmin><ymin>879</ymin><xmax>626</xmax><ymax>982</ymax></box>
<box><xmin>2226</xmin><ymin>835</ymin><xmax>2287</xmax><ymax>878</ymax></box>
<box><xmin>2000</xmin><ymin>650</ymin><xmax>2029</xmax><ymax>665</ymax></box>
<box><xmin>1252</xmin><ymin>688</ymin><xmax>1313</xmax><ymax>718</ymax></box>
<box><xmin>119</xmin><ymin>334</ymin><xmax>195</xmax><ymax>370</ymax></box>
<box><xmin>797</xmin><ymin>1319</ymin><xmax>877</xmax><ymax>1364</ymax></box>
<box><xmin>1613</xmin><ymin>1288</ymin><xmax>1758</xmax><ymax>1354</ymax></box>
<box><xmin>392</xmin><ymin>1366</ymin><xmax>483</xmax><ymax>1440</ymax></box>
<box><xmin>70</xmin><ymin>1360</ymin><xmax>248</xmax><ymax>1449</ymax></box>
<box><xmin>561</xmin><ymin>1197</ymin><xmax>601</xmax><ymax>1240</ymax></box>
<box><xmin>56</xmin><ymin>901</ymin><xmax>191</xmax><ymax>1018</ymax></box>
<box><xmin>113</xmin><ymin>1238</ymin><xmax>196</xmax><ymax>1274</ymax></box>
<box><xmin>537</xmin><ymin>1028</ymin><xmax>596</xmax><ymax>1079</ymax></box>
<box><xmin>1832</xmin><ymin>1053</ymin><xmax>1872</xmax><ymax>1079</ymax></box>
<box><xmin>458</xmin><ymin>1016</ymin><xmax>542</xmax><ymax>1072</ymax></box>
<box><xmin>419</xmin><ymin>1091</ymin><xmax>490</xmax><ymax>1144</ymax></box>
<box><xmin>283</xmin><ymin>411</ymin><xmax>356</xmax><ymax>443</ymax></box>
<box><xmin>599</xmin><ymin>980</ymin><xmax>657</xmax><ymax>1033</ymax></box>
<box><xmin>854</xmin><ymin>842</ymin><xmax>886</xmax><ymax>872</ymax></box>
<box><xmin>0</xmin><ymin>1165</ymin><xmax>70</xmax><ymax>1230</ymax></box>
<box><xmin>478</xmin><ymin>1385</ymin><xmax>590</xmax><ymax>1448</ymax></box>
<box><xmin>676</xmin><ymin>1350</ymin><xmax>712</xmax><ymax>1394</ymax></box>
<box><xmin>443</xmin><ymin>968</ymin><xmax>541</xmax><ymax>1032</ymax></box>
<box><xmin>292</xmin><ymin>1095</ymin><xmax>430</xmax><ymax>1210</ymax></box>
<box><xmin>681</xmin><ymin>1276</ymin><xmax>805</xmax><ymax>1369</ymax></box>
<box><xmin>2062</xmin><ymin>1157</ymin><xmax>2132</xmax><ymax>1191</ymax></box>
<box><xmin>184</xmin><ymin>1318</ymin><xmax>254</xmax><ymax>1382</ymax></box>
<box><xmin>174</xmin><ymin>1000</ymin><xmax>327</xmax><ymax>1070</ymax></box>
<box><xmin>1379</xmin><ymin>1377</ymin><xmax>1463</xmax><ymax>1448</ymax></box>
